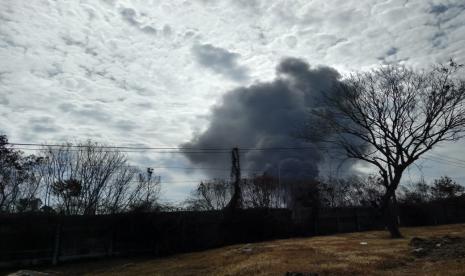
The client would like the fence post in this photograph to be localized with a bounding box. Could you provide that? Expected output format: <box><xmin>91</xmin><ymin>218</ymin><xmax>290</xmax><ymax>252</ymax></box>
<box><xmin>108</xmin><ymin>226</ymin><xmax>114</xmax><ymax>257</ymax></box>
<box><xmin>52</xmin><ymin>221</ymin><xmax>62</xmax><ymax>265</ymax></box>
<box><xmin>312</xmin><ymin>208</ymin><xmax>319</xmax><ymax>235</ymax></box>
<box><xmin>443</xmin><ymin>203</ymin><xmax>447</xmax><ymax>224</ymax></box>
<box><xmin>355</xmin><ymin>208</ymin><xmax>360</xmax><ymax>231</ymax></box>
<box><xmin>336</xmin><ymin>210</ymin><xmax>341</xmax><ymax>233</ymax></box>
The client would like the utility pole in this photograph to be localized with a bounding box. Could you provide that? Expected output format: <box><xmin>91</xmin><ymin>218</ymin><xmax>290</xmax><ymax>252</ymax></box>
<box><xmin>226</xmin><ymin>147</ymin><xmax>242</xmax><ymax>210</ymax></box>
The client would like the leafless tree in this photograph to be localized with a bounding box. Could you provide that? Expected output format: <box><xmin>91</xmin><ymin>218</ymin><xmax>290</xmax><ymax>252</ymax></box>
<box><xmin>100</xmin><ymin>165</ymin><xmax>138</xmax><ymax>214</ymax></box>
<box><xmin>399</xmin><ymin>179</ymin><xmax>431</xmax><ymax>204</ymax></box>
<box><xmin>40</xmin><ymin>141</ymin><xmax>160</xmax><ymax>215</ymax></box>
<box><xmin>184</xmin><ymin>179</ymin><xmax>231</xmax><ymax>211</ymax></box>
<box><xmin>127</xmin><ymin>167</ymin><xmax>161</xmax><ymax>212</ymax></box>
<box><xmin>242</xmin><ymin>173</ymin><xmax>285</xmax><ymax>208</ymax></box>
<box><xmin>318</xmin><ymin>176</ymin><xmax>356</xmax><ymax>208</ymax></box>
<box><xmin>308</xmin><ymin>60</ymin><xmax>465</xmax><ymax>237</ymax></box>
<box><xmin>185</xmin><ymin>174</ymin><xmax>288</xmax><ymax>211</ymax></box>
<box><xmin>318</xmin><ymin>174</ymin><xmax>391</xmax><ymax>208</ymax></box>
<box><xmin>347</xmin><ymin>174</ymin><xmax>385</xmax><ymax>207</ymax></box>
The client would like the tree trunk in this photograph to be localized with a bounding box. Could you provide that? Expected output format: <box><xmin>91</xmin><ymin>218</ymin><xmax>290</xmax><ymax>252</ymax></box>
<box><xmin>381</xmin><ymin>186</ymin><xmax>403</xmax><ymax>238</ymax></box>
<box><xmin>383</xmin><ymin>198</ymin><xmax>402</xmax><ymax>238</ymax></box>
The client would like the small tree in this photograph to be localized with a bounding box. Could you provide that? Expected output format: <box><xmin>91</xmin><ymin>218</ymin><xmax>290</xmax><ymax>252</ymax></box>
<box><xmin>16</xmin><ymin>198</ymin><xmax>42</xmax><ymax>213</ymax></box>
<box><xmin>308</xmin><ymin>60</ymin><xmax>465</xmax><ymax>237</ymax></box>
<box><xmin>184</xmin><ymin>179</ymin><xmax>231</xmax><ymax>211</ymax></box>
<box><xmin>0</xmin><ymin>135</ymin><xmax>43</xmax><ymax>213</ymax></box>
<box><xmin>431</xmin><ymin>176</ymin><xmax>464</xmax><ymax>200</ymax></box>
<box><xmin>51</xmin><ymin>178</ymin><xmax>82</xmax><ymax>214</ymax></box>
<box><xmin>400</xmin><ymin>179</ymin><xmax>431</xmax><ymax>204</ymax></box>
<box><xmin>128</xmin><ymin>168</ymin><xmax>161</xmax><ymax>212</ymax></box>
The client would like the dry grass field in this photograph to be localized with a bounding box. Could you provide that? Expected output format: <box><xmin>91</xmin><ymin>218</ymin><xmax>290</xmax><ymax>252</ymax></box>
<box><xmin>23</xmin><ymin>224</ymin><xmax>465</xmax><ymax>276</ymax></box>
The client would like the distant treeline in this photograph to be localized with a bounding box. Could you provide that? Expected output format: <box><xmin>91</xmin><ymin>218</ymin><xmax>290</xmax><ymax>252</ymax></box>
<box><xmin>185</xmin><ymin>173</ymin><xmax>465</xmax><ymax>212</ymax></box>
<box><xmin>1</xmin><ymin>134</ymin><xmax>464</xmax><ymax>216</ymax></box>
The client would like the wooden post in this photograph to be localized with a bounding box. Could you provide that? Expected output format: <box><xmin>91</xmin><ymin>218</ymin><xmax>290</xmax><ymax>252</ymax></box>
<box><xmin>52</xmin><ymin>222</ymin><xmax>62</xmax><ymax>265</ymax></box>
<box><xmin>355</xmin><ymin>208</ymin><xmax>361</xmax><ymax>231</ymax></box>
<box><xmin>108</xmin><ymin>227</ymin><xmax>114</xmax><ymax>257</ymax></box>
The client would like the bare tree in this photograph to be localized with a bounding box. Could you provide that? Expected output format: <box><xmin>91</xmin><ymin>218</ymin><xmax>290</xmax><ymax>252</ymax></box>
<box><xmin>40</xmin><ymin>141</ymin><xmax>160</xmax><ymax>215</ymax></box>
<box><xmin>185</xmin><ymin>174</ymin><xmax>287</xmax><ymax>211</ymax></box>
<box><xmin>127</xmin><ymin>168</ymin><xmax>162</xmax><ymax>212</ymax></box>
<box><xmin>318</xmin><ymin>174</ymin><xmax>391</xmax><ymax>208</ymax></box>
<box><xmin>242</xmin><ymin>173</ymin><xmax>285</xmax><ymax>208</ymax></box>
<box><xmin>318</xmin><ymin>176</ymin><xmax>356</xmax><ymax>208</ymax></box>
<box><xmin>184</xmin><ymin>179</ymin><xmax>231</xmax><ymax>211</ymax></box>
<box><xmin>100</xmin><ymin>165</ymin><xmax>139</xmax><ymax>214</ymax></box>
<box><xmin>308</xmin><ymin>60</ymin><xmax>465</xmax><ymax>237</ymax></box>
<box><xmin>349</xmin><ymin>174</ymin><xmax>385</xmax><ymax>207</ymax></box>
<box><xmin>400</xmin><ymin>179</ymin><xmax>431</xmax><ymax>204</ymax></box>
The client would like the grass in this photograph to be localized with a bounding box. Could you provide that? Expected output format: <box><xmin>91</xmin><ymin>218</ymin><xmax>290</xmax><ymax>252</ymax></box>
<box><xmin>32</xmin><ymin>224</ymin><xmax>465</xmax><ymax>275</ymax></box>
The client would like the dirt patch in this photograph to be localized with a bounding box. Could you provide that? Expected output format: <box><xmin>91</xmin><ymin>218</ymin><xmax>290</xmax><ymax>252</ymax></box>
<box><xmin>284</xmin><ymin>273</ymin><xmax>318</xmax><ymax>276</ymax></box>
<box><xmin>410</xmin><ymin>235</ymin><xmax>465</xmax><ymax>260</ymax></box>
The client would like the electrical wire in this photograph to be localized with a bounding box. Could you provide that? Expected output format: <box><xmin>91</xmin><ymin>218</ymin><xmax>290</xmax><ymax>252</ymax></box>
<box><xmin>6</xmin><ymin>142</ymin><xmax>465</xmax><ymax>171</ymax></box>
<box><xmin>7</xmin><ymin>142</ymin><xmax>322</xmax><ymax>152</ymax></box>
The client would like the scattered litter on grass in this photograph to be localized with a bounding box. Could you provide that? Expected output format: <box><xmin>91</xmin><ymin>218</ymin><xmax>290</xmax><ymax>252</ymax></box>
<box><xmin>237</xmin><ymin>243</ymin><xmax>255</xmax><ymax>254</ymax></box>
<box><xmin>241</xmin><ymin>247</ymin><xmax>253</xmax><ymax>253</ymax></box>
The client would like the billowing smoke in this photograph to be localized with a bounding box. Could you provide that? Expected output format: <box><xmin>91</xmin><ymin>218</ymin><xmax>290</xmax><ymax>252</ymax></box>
<box><xmin>182</xmin><ymin>58</ymin><xmax>344</xmax><ymax>180</ymax></box>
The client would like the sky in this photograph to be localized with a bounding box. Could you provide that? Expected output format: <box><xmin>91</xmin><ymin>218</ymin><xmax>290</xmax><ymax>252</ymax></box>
<box><xmin>1</xmin><ymin>0</ymin><xmax>465</xmax><ymax>202</ymax></box>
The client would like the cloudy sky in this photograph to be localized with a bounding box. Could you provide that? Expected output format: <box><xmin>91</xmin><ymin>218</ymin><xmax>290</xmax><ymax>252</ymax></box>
<box><xmin>1</xmin><ymin>0</ymin><xmax>465</xmax><ymax>201</ymax></box>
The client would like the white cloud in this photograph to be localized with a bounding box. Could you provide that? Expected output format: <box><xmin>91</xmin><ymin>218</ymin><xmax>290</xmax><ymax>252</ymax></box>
<box><xmin>1</xmin><ymin>0</ymin><xmax>464</xmax><ymax>201</ymax></box>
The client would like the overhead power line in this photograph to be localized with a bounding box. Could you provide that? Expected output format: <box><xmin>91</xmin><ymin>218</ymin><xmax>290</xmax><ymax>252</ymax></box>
<box><xmin>7</xmin><ymin>142</ymin><xmax>465</xmax><ymax>170</ymax></box>
<box><xmin>427</xmin><ymin>153</ymin><xmax>465</xmax><ymax>165</ymax></box>
<box><xmin>11</xmin><ymin>147</ymin><xmax>232</xmax><ymax>154</ymax></box>
<box><xmin>421</xmin><ymin>156</ymin><xmax>465</xmax><ymax>169</ymax></box>
<box><xmin>8</xmin><ymin>142</ymin><xmax>231</xmax><ymax>151</ymax></box>
<box><xmin>7</xmin><ymin>142</ymin><xmax>322</xmax><ymax>153</ymax></box>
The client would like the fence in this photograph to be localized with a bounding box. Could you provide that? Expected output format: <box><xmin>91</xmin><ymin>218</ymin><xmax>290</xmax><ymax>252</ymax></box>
<box><xmin>0</xmin><ymin>209</ymin><xmax>292</xmax><ymax>268</ymax></box>
<box><xmin>1</xmin><ymin>199</ymin><xmax>465</xmax><ymax>268</ymax></box>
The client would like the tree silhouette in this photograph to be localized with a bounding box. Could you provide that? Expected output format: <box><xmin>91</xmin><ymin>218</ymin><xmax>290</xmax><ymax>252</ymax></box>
<box><xmin>309</xmin><ymin>60</ymin><xmax>465</xmax><ymax>238</ymax></box>
<box><xmin>431</xmin><ymin>176</ymin><xmax>464</xmax><ymax>200</ymax></box>
<box><xmin>0</xmin><ymin>135</ymin><xmax>42</xmax><ymax>212</ymax></box>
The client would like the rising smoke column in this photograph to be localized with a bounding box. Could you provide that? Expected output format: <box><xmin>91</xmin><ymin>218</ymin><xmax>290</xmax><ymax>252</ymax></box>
<box><xmin>182</xmin><ymin>58</ymin><xmax>344</xmax><ymax>180</ymax></box>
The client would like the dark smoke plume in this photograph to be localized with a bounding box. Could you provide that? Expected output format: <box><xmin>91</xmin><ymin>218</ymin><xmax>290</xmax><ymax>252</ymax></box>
<box><xmin>182</xmin><ymin>58</ymin><xmax>345</xmax><ymax>180</ymax></box>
